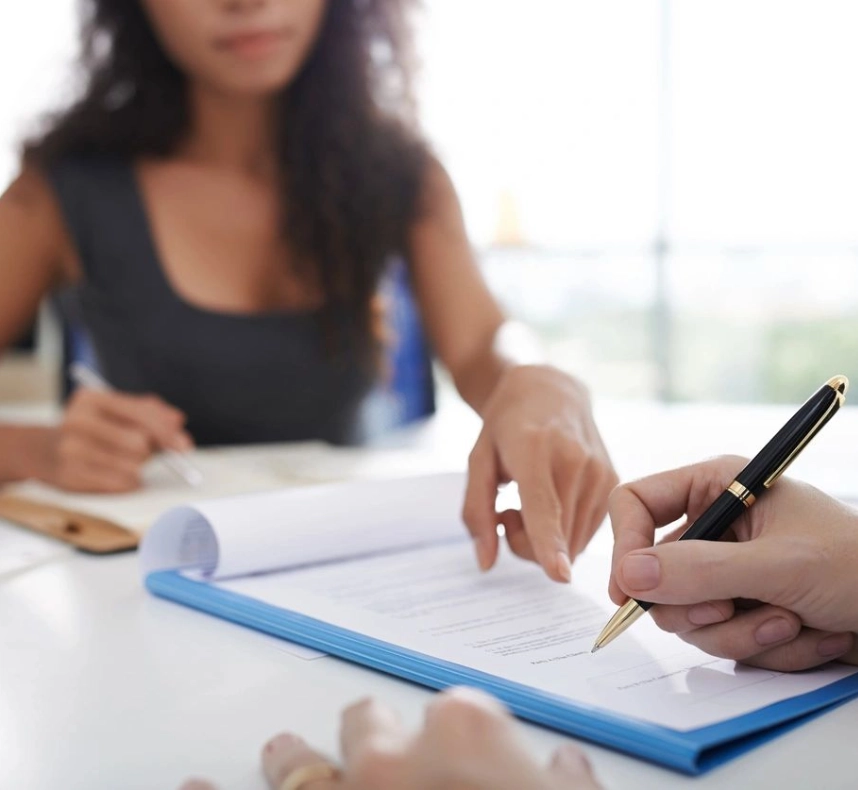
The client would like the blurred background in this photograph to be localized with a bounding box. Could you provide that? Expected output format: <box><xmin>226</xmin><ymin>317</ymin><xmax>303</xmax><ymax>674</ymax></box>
<box><xmin>1</xmin><ymin>0</ymin><xmax>857</xmax><ymax>406</ymax></box>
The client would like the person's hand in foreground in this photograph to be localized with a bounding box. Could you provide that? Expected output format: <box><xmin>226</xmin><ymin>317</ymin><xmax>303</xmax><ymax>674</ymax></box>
<box><xmin>609</xmin><ymin>455</ymin><xmax>858</xmax><ymax>670</ymax></box>
<box><xmin>463</xmin><ymin>365</ymin><xmax>618</xmax><ymax>583</ymax></box>
<box><xmin>178</xmin><ymin>688</ymin><xmax>602</xmax><ymax>790</ymax></box>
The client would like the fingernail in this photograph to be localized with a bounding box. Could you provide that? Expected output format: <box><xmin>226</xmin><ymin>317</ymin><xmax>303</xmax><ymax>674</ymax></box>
<box><xmin>263</xmin><ymin>732</ymin><xmax>302</xmax><ymax>756</ymax></box>
<box><xmin>755</xmin><ymin>617</ymin><xmax>795</xmax><ymax>646</ymax></box>
<box><xmin>688</xmin><ymin>603</ymin><xmax>726</xmax><ymax>626</ymax></box>
<box><xmin>474</xmin><ymin>538</ymin><xmax>491</xmax><ymax>571</ymax></box>
<box><xmin>556</xmin><ymin>551</ymin><xmax>572</xmax><ymax>583</ymax></box>
<box><xmin>554</xmin><ymin>744</ymin><xmax>592</xmax><ymax>774</ymax></box>
<box><xmin>172</xmin><ymin>433</ymin><xmax>193</xmax><ymax>452</ymax></box>
<box><xmin>622</xmin><ymin>554</ymin><xmax>660</xmax><ymax>591</ymax></box>
<box><xmin>818</xmin><ymin>633</ymin><xmax>853</xmax><ymax>658</ymax></box>
<box><xmin>179</xmin><ymin>780</ymin><xmax>217</xmax><ymax>790</ymax></box>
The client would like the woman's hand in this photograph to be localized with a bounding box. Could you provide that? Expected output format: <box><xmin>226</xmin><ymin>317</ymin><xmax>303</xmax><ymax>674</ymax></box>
<box><xmin>179</xmin><ymin>688</ymin><xmax>602</xmax><ymax>790</ymax></box>
<box><xmin>609</xmin><ymin>455</ymin><xmax>858</xmax><ymax>671</ymax></box>
<box><xmin>462</xmin><ymin>365</ymin><xmax>618</xmax><ymax>582</ymax></box>
<box><xmin>28</xmin><ymin>387</ymin><xmax>193</xmax><ymax>492</ymax></box>
<box><xmin>403</xmin><ymin>163</ymin><xmax>616</xmax><ymax>581</ymax></box>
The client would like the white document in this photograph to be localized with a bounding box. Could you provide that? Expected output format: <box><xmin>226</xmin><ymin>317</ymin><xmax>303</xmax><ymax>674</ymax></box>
<box><xmin>141</xmin><ymin>472</ymin><xmax>467</xmax><ymax>579</ymax></box>
<box><xmin>141</xmin><ymin>471</ymin><xmax>858</xmax><ymax>733</ymax></box>
<box><xmin>8</xmin><ymin>443</ymin><xmax>463</xmax><ymax>534</ymax></box>
<box><xmin>216</xmin><ymin>543</ymin><xmax>858</xmax><ymax>732</ymax></box>
<box><xmin>5</xmin><ymin>444</ymin><xmax>324</xmax><ymax>532</ymax></box>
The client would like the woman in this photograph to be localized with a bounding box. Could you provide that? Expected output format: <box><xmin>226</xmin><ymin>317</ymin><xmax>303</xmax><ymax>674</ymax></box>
<box><xmin>181</xmin><ymin>457</ymin><xmax>858</xmax><ymax>789</ymax></box>
<box><xmin>0</xmin><ymin>0</ymin><xmax>617</xmax><ymax>581</ymax></box>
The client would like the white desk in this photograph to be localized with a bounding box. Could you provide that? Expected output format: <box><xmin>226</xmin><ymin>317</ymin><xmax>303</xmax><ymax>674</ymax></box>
<box><xmin>3</xmin><ymin>400</ymin><xmax>858</xmax><ymax>790</ymax></box>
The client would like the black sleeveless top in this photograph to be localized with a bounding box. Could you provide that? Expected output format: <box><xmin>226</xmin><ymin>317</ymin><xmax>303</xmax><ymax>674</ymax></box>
<box><xmin>47</xmin><ymin>156</ymin><xmax>376</xmax><ymax>446</ymax></box>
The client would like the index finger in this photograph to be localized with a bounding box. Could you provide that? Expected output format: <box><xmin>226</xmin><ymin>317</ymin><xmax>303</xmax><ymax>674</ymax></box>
<box><xmin>462</xmin><ymin>431</ymin><xmax>501</xmax><ymax>571</ymax></box>
<box><xmin>608</xmin><ymin>458</ymin><xmax>744</xmax><ymax>604</ymax></box>
<box><xmin>84</xmin><ymin>390</ymin><xmax>189</xmax><ymax>450</ymax></box>
<box><xmin>340</xmin><ymin>697</ymin><xmax>407</xmax><ymax>764</ymax></box>
<box><xmin>510</xmin><ymin>439</ymin><xmax>570</xmax><ymax>583</ymax></box>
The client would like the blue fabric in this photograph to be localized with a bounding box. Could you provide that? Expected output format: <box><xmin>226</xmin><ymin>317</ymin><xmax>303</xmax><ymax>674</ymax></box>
<box><xmin>379</xmin><ymin>259</ymin><xmax>436</xmax><ymax>426</ymax></box>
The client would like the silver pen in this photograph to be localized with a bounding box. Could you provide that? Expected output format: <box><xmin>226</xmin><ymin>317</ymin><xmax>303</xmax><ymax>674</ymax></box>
<box><xmin>69</xmin><ymin>362</ymin><xmax>204</xmax><ymax>487</ymax></box>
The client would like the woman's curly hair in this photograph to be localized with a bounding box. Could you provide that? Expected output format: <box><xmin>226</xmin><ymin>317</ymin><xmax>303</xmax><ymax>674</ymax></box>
<box><xmin>26</xmin><ymin>0</ymin><xmax>430</xmax><ymax>358</ymax></box>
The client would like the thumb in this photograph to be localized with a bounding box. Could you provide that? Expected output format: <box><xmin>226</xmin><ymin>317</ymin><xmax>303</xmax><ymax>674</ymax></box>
<box><xmin>547</xmin><ymin>744</ymin><xmax>602</xmax><ymax>789</ymax></box>
<box><xmin>615</xmin><ymin>538</ymin><xmax>794</xmax><ymax>607</ymax></box>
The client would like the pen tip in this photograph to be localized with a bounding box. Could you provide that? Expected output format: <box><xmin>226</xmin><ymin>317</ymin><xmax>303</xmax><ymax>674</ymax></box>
<box><xmin>590</xmin><ymin>645</ymin><xmax>600</xmax><ymax>654</ymax></box>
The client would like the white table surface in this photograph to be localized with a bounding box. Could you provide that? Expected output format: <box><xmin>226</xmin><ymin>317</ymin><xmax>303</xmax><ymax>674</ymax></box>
<box><xmin>3</xmin><ymin>398</ymin><xmax>858</xmax><ymax>790</ymax></box>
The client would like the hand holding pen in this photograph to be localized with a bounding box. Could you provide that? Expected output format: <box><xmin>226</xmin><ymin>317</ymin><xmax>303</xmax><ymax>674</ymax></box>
<box><xmin>28</xmin><ymin>362</ymin><xmax>203</xmax><ymax>492</ymax></box>
<box><xmin>602</xmin><ymin>377</ymin><xmax>858</xmax><ymax>671</ymax></box>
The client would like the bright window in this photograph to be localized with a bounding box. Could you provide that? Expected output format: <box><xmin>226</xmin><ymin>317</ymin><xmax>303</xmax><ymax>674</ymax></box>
<box><xmin>419</xmin><ymin>0</ymin><xmax>858</xmax><ymax>402</ymax></box>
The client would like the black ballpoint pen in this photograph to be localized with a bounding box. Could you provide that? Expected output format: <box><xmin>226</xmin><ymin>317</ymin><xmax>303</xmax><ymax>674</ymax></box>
<box><xmin>591</xmin><ymin>374</ymin><xmax>849</xmax><ymax>653</ymax></box>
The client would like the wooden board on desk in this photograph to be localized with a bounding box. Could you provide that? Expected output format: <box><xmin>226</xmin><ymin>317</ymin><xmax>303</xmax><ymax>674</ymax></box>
<box><xmin>0</xmin><ymin>494</ymin><xmax>138</xmax><ymax>554</ymax></box>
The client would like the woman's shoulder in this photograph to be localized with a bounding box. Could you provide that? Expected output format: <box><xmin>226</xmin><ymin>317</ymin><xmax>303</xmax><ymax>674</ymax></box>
<box><xmin>25</xmin><ymin>153</ymin><xmax>134</xmax><ymax>266</ymax></box>
<box><xmin>421</xmin><ymin>155</ymin><xmax>455</xmax><ymax>197</ymax></box>
<box><xmin>2</xmin><ymin>164</ymin><xmax>72</xmax><ymax>246</ymax></box>
<box><xmin>0</xmin><ymin>164</ymin><xmax>81</xmax><ymax>286</ymax></box>
<box><xmin>413</xmin><ymin>154</ymin><xmax>463</xmax><ymax>223</ymax></box>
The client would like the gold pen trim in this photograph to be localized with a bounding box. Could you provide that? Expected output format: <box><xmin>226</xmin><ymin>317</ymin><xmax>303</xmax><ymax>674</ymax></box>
<box><xmin>591</xmin><ymin>599</ymin><xmax>647</xmax><ymax>652</ymax></box>
<box><xmin>726</xmin><ymin>481</ymin><xmax>756</xmax><ymax>508</ymax></box>
<box><xmin>763</xmin><ymin>375</ymin><xmax>849</xmax><ymax>489</ymax></box>
<box><xmin>827</xmin><ymin>375</ymin><xmax>849</xmax><ymax>396</ymax></box>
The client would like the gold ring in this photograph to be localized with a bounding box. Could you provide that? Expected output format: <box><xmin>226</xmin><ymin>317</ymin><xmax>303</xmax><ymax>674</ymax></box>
<box><xmin>279</xmin><ymin>763</ymin><xmax>341</xmax><ymax>790</ymax></box>
<box><xmin>727</xmin><ymin>480</ymin><xmax>756</xmax><ymax>508</ymax></box>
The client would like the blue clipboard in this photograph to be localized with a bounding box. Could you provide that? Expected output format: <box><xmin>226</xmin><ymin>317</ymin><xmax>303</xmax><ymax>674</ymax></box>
<box><xmin>146</xmin><ymin>569</ymin><xmax>858</xmax><ymax>775</ymax></box>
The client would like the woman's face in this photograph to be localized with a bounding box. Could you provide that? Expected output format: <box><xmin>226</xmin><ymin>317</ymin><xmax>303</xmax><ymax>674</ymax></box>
<box><xmin>141</xmin><ymin>0</ymin><xmax>328</xmax><ymax>96</ymax></box>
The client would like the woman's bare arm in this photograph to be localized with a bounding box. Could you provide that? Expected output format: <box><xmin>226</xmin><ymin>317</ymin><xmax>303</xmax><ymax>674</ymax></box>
<box><xmin>0</xmin><ymin>167</ymin><xmax>76</xmax><ymax>481</ymax></box>
<box><xmin>0</xmin><ymin>168</ymin><xmax>193</xmax><ymax>491</ymax></box>
<box><xmin>406</xmin><ymin>160</ymin><xmax>508</xmax><ymax>413</ymax></box>
<box><xmin>408</xmin><ymin>161</ymin><xmax>618</xmax><ymax>582</ymax></box>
